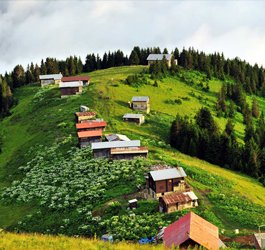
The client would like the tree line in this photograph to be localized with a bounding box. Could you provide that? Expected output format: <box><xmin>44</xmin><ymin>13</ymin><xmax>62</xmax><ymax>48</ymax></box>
<box><xmin>1</xmin><ymin>46</ymin><xmax>265</xmax><ymax>117</ymax></box>
<box><xmin>170</xmin><ymin>107</ymin><xmax>265</xmax><ymax>185</ymax></box>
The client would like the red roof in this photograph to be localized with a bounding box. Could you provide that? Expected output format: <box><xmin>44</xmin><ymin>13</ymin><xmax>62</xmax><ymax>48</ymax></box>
<box><xmin>161</xmin><ymin>192</ymin><xmax>192</xmax><ymax>205</ymax></box>
<box><xmin>76</xmin><ymin>121</ymin><xmax>107</xmax><ymax>130</ymax></box>
<box><xmin>164</xmin><ymin>212</ymin><xmax>219</xmax><ymax>250</ymax></box>
<box><xmin>77</xmin><ymin>130</ymin><xmax>102</xmax><ymax>138</ymax></box>
<box><xmin>62</xmin><ymin>76</ymin><xmax>90</xmax><ymax>82</ymax></box>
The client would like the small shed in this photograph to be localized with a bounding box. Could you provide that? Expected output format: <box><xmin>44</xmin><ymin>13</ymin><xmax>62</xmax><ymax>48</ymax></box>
<box><xmin>59</xmin><ymin>81</ymin><xmax>83</xmax><ymax>97</ymax></box>
<box><xmin>77</xmin><ymin>130</ymin><xmax>102</xmax><ymax>148</ymax></box>
<box><xmin>75</xmin><ymin>111</ymin><xmax>97</xmax><ymax>123</ymax></box>
<box><xmin>39</xmin><ymin>73</ymin><xmax>62</xmax><ymax>87</ymax></box>
<box><xmin>131</xmin><ymin>96</ymin><xmax>150</xmax><ymax>113</ymax></box>
<box><xmin>62</xmin><ymin>76</ymin><xmax>90</xmax><ymax>86</ymax></box>
<box><xmin>254</xmin><ymin>233</ymin><xmax>265</xmax><ymax>250</ymax></box>
<box><xmin>128</xmin><ymin>199</ymin><xmax>138</xmax><ymax>209</ymax></box>
<box><xmin>76</xmin><ymin>120</ymin><xmax>107</xmax><ymax>132</ymax></box>
<box><xmin>159</xmin><ymin>191</ymin><xmax>198</xmax><ymax>213</ymax></box>
<box><xmin>123</xmin><ymin>113</ymin><xmax>145</xmax><ymax>125</ymax></box>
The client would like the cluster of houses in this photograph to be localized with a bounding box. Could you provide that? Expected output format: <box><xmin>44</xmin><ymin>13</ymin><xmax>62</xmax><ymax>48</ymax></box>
<box><xmin>74</xmin><ymin>107</ymin><xmax>148</xmax><ymax>160</ymax></box>
<box><xmin>145</xmin><ymin>164</ymin><xmax>198</xmax><ymax>214</ymax></box>
<box><xmin>39</xmin><ymin>73</ymin><xmax>90</xmax><ymax>97</ymax></box>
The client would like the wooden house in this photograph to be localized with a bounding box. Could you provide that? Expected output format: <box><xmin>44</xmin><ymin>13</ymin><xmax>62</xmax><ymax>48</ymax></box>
<box><xmin>91</xmin><ymin>140</ymin><xmax>148</xmax><ymax>159</ymax></box>
<box><xmin>164</xmin><ymin>212</ymin><xmax>224</xmax><ymax>250</ymax></box>
<box><xmin>253</xmin><ymin>233</ymin><xmax>265</xmax><ymax>250</ymax></box>
<box><xmin>146</xmin><ymin>54</ymin><xmax>173</xmax><ymax>68</ymax></box>
<box><xmin>59</xmin><ymin>81</ymin><xmax>82</xmax><ymax>97</ymax></box>
<box><xmin>62</xmin><ymin>76</ymin><xmax>90</xmax><ymax>86</ymax></box>
<box><xmin>147</xmin><ymin>167</ymin><xmax>189</xmax><ymax>199</ymax></box>
<box><xmin>75</xmin><ymin>111</ymin><xmax>97</xmax><ymax>123</ymax></box>
<box><xmin>76</xmin><ymin>120</ymin><xmax>107</xmax><ymax>132</ymax></box>
<box><xmin>77</xmin><ymin>130</ymin><xmax>102</xmax><ymax>148</ymax></box>
<box><xmin>123</xmin><ymin>113</ymin><xmax>145</xmax><ymax>125</ymax></box>
<box><xmin>105</xmin><ymin>134</ymin><xmax>130</xmax><ymax>142</ymax></box>
<box><xmin>39</xmin><ymin>73</ymin><xmax>62</xmax><ymax>87</ymax></box>
<box><xmin>110</xmin><ymin>146</ymin><xmax>148</xmax><ymax>160</ymax></box>
<box><xmin>131</xmin><ymin>96</ymin><xmax>150</xmax><ymax>114</ymax></box>
<box><xmin>159</xmin><ymin>191</ymin><xmax>198</xmax><ymax>213</ymax></box>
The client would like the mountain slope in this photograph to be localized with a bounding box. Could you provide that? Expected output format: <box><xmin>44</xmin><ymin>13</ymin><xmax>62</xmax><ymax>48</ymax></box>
<box><xmin>0</xmin><ymin>66</ymin><xmax>264</xmax><ymax>239</ymax></box>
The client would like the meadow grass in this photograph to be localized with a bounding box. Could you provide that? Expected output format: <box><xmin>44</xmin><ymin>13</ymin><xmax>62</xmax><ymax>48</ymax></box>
<box><xmin>0</xmin><ymin>66</ymin><xmax>264</xmax><ymax>232</ymax></box>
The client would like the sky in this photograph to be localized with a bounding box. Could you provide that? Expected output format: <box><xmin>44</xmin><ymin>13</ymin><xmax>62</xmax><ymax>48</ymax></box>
<box><xmin>0</xmin><ymin>0</ymin><xmax>265</xmax><ymax>74</ymax></box>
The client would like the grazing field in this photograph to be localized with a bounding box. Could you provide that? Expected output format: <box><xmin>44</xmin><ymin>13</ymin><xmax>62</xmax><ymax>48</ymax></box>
<box><xmin>0</xmin><ymin>232</ymin><xmax>165</xmax><ymax>250</ymax></box>
<box><xmin>0</xmin><ymin>66</ymin><xmax>264</xmax><ymax>244</ymax></box>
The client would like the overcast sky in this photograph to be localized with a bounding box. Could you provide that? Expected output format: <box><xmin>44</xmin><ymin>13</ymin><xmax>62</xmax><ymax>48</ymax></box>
<box><xmin>0</xmin><ymin>0</ymin><xmax>265</xmax><ymax>74</ymax></box>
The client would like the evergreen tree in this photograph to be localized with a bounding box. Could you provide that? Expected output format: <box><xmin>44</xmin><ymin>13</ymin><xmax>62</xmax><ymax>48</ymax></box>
<box><xmin>195</xmin><ymin>107</ymin><xmax>217</xmax><ymax>134</ymax></box>
<box><xmin>12</xmin><ymin>65</ymin><xmax>25</xmax><ymax>87</ymax></box>
<box><xmin>252</xmin><ymin>97</ymin><xmax>260</xmax><ymax>118</ymax></box>
<box><xmin>129</xmin><ymin>50</ymin><xmax>140</xmax><ymax>65</ymax></box>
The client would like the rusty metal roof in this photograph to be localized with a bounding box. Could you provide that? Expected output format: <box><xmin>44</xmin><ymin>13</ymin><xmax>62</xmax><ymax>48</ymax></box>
<box><xmin>77</xmin><ymin>130</ymin><xmax>102</xmax><ymax>138</ymax></box>
<box><xmin>161</xmin><ymin>192</ymin><xmax>192</xmax><ymax>205</ymax></box>
<box><xmin>62</xmin><ymin>76</ymin><xmax>90</xmax><ymax>82</ymax></box>
<box><xmin>75</xmin><ymin>111</ymin><xmax>97</xmax><ymax>117</ymax></box>
<box><xmin>164</xmin><ymin>212</ymin><xmax>219</xmax><ymax>250</ymax></box>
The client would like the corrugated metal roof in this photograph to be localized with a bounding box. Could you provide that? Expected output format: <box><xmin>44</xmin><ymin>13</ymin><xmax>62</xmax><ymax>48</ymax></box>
<box><xmin>77</xmin><ymin>130</ymin><xmax>102</xmax><ymax>138</ymax></box>
<box><xmin>164</xmin><ymin>212</ymin><xmax>219</xmax><ymax>250</ymax></box>
<box><xmin>132</xmin><ymin>96</ymin><xmax>149</xmax><ymax>102</ymax></box>
<box><xmin>39</xmin><ymin>73</ymin><xmax>62</xmax><ymax>80</ymax></box>
<box><xmin>59</xmin><ymin>81</ymin><xmax>83</xmax><ymax>88</ymax></box>
<box><xmin>147</xmin><ymin>54</ymin><xmax>172</xmax><ymax>61</ymax></box>
<box><xmin>162</xmin><ymin>192</ymin><xmax>192</xmax><ymax>205</ymax></box>
<box><xmin>105</xmin><ymin>134</ymin><xmax>131</xmax><ymax>142</ymax></box>
<box><xmin>150</xmin><ymin>167</ymin><xmax>187</xmax><ymax>181</ymax></box>
<box><xmin>91</xmin><ymin>140</ymin><xmax>140</xmax><ymax>150</ymax></box>
<box><xmin>75</xmin><ymin>111</ymin><xmax>97</xmax><ymax>117</ymax></box>
<box><xmin>76</xmin><ymin>121</ymin><xmax>107</xmax><ymax>130</ymax></box>
<box><xmin>62</xmin><ymin>76</ymin><xmax>90</xmax><ymax>82</ymax></box>
<box><xmin>128</xmin><ymin>199</ymin><xmax>138</xmax><ymax>203</ymax></box>
<box><xmin>123</xmin><ymin>113</ymin><xmax>144</xmax><ymax>119</ymax></box>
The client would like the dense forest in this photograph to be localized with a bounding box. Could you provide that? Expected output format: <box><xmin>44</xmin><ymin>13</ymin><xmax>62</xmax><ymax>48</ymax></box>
<box><xmin>170</xmin><ymin>107</ymin><xmax>265</xmax><ymax>185</ymax></box>
<box><xmin>1</xmin><ymin>46</ymin><xmax>265</xmax><ymax>116</ymax></box>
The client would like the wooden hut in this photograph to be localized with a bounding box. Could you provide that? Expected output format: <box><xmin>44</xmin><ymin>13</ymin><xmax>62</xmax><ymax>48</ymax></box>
<box><xmin>131</xmin><ymin>96</ymin><xmax>150</xmax><ymax>113</ymax></box>
<box><xmin>123</xmin><ymin>113</ymin><xmax>145</xmax><ymax>125</ymax></box>
<box><xmin>159</xmin><ymin>191</ymin><xmax>198</xmax><ymax>213</ymax></box>
<box><xmin>91</xmin><ymin>140</ymin><xmax>148</xmax><ymax>159</ymax></box>
<box><xmin>254</xmin><ymin>233</ymin><xmax>265</xmax><ymax>250</ymax></box>
<box><xmin>147</xmin><ymin>167</ymin><xmax>189</xmax><ymax>199</ymax></box>
<box><xmin>76</xmin><ymin>120</ymin><xmax>107</xmax><ymax>132</ymax></box>
<box><xmin>77</xmin><ymin>130</ymin><xmax>102</xmax><ymax>148</ymax></box>
<box><xmin>59</xmin><ymin>81</ymin><xmax>82</xmax><ymax>97</ymax></box>
<box><xmin>146</xmin><ymin>54</ymin><xmax>173</xmax><ymax>67</ymax></box>
<box><xmin>75</xmin><ymin>111</ymin><xmax>97</xmax><ymax>123</ymax></box>
<box><xmin>39</xmin><ymin>73</ymin><xmax>62</xmax><ymax>87</ymax></box>
<box><xmin>61</xmin><ymin>76</ymin><xmax>90</xmax><ymax>86</ymax></box>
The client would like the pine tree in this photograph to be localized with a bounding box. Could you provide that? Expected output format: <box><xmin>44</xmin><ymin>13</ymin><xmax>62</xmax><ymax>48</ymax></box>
<box><xmin>252</xmin><ymin>97</ymin><xmax>260</xmax><ymax>118</ymax></box>
<box><xmin>129</xmin><ymin>50</ymin><xmax>140</xmax><ymax>65</ymax></box>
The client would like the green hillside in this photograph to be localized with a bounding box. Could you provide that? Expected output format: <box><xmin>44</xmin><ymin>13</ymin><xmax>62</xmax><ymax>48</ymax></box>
<box><xmin>0</xmin><ymin>66</ymin><xmax>264</xmax><ymax>246</ymax></box>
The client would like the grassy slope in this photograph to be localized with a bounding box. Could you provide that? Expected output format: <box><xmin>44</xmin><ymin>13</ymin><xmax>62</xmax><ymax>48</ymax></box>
<box><xmin>0</xmin><ymin>232</ymin><xmax>164</xmax><ymax>250</ymax></box>
<box><xmin>0</xmin><ymin>65</ymin><xmax>264</xmax><ymax>231</ymax></box>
